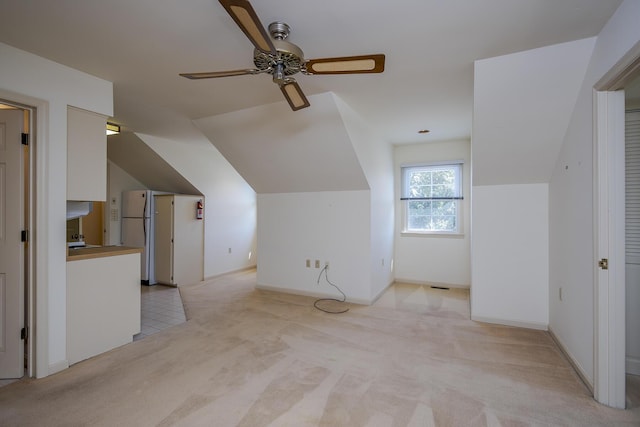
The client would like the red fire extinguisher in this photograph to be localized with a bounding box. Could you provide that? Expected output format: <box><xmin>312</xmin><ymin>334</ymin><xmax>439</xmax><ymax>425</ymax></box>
<box><xmin>196</xmin><ymin>199</ymin><xmax>203</xmax><ymax>220</ymax></box>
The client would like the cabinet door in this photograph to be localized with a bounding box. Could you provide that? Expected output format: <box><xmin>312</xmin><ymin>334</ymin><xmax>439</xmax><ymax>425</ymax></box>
<box><xmin>67</xmin><ymin>106</ymin><xmax>107</xmax><ymax>201</ymax></box>
<box><xmin>154</xmin><ymin>195</ymin><xmax>174</xmax><ymax>285</ymax></box>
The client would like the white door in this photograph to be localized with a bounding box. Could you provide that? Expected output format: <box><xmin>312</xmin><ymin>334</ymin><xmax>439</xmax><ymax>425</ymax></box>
<box><xmin>0</xmin><ymin>109</ymin><xmax>25</xmax><ymax>378</ymax></box>
<box><xmin>172</xmin><ymin>196</ymin><xmax>204</xmax><ymax>286</ymax></box>
<box><xmin>594</xmin><ymin>90</ymin><xmax>626</xmax><ymax>408</ymax></box>
<box><xmin>154</xmin><ymin>195</ymin><xmax>174</xmax><ymax>285</ymax></box>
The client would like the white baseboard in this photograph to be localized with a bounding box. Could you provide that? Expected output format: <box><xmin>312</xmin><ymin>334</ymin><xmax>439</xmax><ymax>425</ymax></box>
<box><xmin>627</xmin><ymin>356</ymin><xmax>640</xmax><ymax>375</ymax></box>
<box><xmin>201</xmin><ymin>265</ymin><xmax>257</xmax><ymax>282</ymax></box>
<box><xmin>369</xmin><ymin>279</ymin><xmax>395</xmax><ymax>305</ymax></box>
<box><xmin>48</xmin><ymin>359</ymin><xmax>69</xmax><ymax>376</ymax></box>
<box><xmin>549</xmin><ymin>327</ymin><xmax>594</xmax><ymax>393</ymax></box>
<box><xmin>393</xmin><ymin>278</ymin><xmax>470</xmax><ymax>290</ymax></box>
<box><xmin>256</xmin><ymin>283</ymin><xmax>370</xmax><ymax>305</ymax></box>
<box><xmin>471</xmin><ymin>315</ymin><xmax>548</xmax><ymax>331</ymax></box>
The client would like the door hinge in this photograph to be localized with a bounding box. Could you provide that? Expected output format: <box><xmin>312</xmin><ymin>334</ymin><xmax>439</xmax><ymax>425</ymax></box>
<box><xmin>598</xmin><ymin>258</ymin><xmax>609</xmax><ymax>270</ymax></box>
<box><xmin>21</xmin><ymin>133</ymin><xmax>29</xmax><ymax>145</ymax></box>
<box><xmin>21</xmin><ymin>327</ymin><xmax>28</xmax><ymax>340</ymax></box>
<box><xmin>21</xmin><ymin>230</ymin><xmax>28</xmax><ymax>242</ymax></box>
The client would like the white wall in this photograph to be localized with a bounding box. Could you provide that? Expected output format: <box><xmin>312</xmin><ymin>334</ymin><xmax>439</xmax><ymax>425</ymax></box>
<box><xmin>257</xmin><ymin>191</ymin><xmax>372</xmax><ymax>303</ymax></box>
<box><xmin>334</xmin><ymin>95</ymin><xmax>395</xmax><ymax>300</ymax></box>
<box><xmin>193</xmin><ymin>93</ymin><xmax>369</xmax><ymax>194</ymax></box>
<box><xmin>138</xmin><ymin>134</ymin><xmax>257</xmax><ymax>277</ymax></box>
<box><xmin>473</xmin><ymin>38</ymin><xmax>595</xmax><ymax>186</ymax></box>
<box><xmin>0</xmin><ymin>42</ymin><xmax>113</xmax><ymax>377</ymax></box>
<box><xmin>394</xmin><ymin>140</ymin><xmax>471</xmax><ymax>287</ymax></box>
<box><xmin>203</xmin><ymin>92</ymin><xmax>393</xmax><ymax>304</ymax></box>
<box><xmin>471</xmin><ymin>35</ymin><xmax>602</xmax><ymax>335</ymax></box>
<box><xmin>549</xmin><ymin>0</ymin><xmax>640</xmax><ymax>385</ymax></box>
<box><xmin>472</xmin><ymin>184</ymin><xmax>549</xmax><ymax>329</ymax></box>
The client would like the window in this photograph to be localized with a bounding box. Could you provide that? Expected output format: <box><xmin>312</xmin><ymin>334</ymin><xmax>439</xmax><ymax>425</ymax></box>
<box><xmin>401</xmin><ymin>163</ymin><xmax>463</xmax><ymax>233</ymax></box>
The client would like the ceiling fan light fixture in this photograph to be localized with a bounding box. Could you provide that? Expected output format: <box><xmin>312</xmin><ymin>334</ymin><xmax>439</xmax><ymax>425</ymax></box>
<box><xmin>273</xmin><ymin>62</ymin><xmax>285</xmax><ymax>84</ymax></box>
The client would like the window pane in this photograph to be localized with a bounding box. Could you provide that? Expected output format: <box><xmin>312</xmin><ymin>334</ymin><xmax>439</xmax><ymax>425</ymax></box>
<box><xmin>406</xmin><ymin>199</ymin><xmax>458</xmax><ymax>232</ymax></box>
<box><xmin>432</xmin><ymin>169</ymin><xmax>454</xmax><ymax>185</ymax></box>
<box><xmin>409</xmin><ymin>171</ymin><xmax>431</xmax><ymax>198</ymax></box>
<box><xmin>402</xmin><ymin>163</ymin><xmax>462</xmax><ymax>233</ymax></box>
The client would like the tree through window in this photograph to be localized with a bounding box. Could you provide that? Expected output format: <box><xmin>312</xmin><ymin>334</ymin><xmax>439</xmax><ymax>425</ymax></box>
<box><xmin>401</xmin><ymin>163</ymin><xmax>462</xmax><ymax>233</ymax></box>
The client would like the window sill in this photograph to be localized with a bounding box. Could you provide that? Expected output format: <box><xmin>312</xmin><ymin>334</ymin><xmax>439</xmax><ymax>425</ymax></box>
<box><xmin>401</xmin><ymin>231</ymin><xmax>465</xmax><ymax>239</ymax></box>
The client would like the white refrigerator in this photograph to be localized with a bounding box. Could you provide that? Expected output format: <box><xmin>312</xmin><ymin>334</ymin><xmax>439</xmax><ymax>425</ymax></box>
<box><xmin>121</xmin><ymin>190</ymin><xmax>159</xmax><ymax>285</ymax></box>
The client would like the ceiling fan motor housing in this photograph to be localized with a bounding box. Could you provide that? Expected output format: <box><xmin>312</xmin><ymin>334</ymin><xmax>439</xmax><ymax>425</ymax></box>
<box><xmin>253</xmin><ymin>22</ymin><xmax>306</xmax><ymax>80</ymax></box>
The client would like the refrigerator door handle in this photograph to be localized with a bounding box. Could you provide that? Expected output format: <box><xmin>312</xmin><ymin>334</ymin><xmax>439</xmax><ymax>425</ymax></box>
<box><xmin>143</xmin><ymin>195</ymin><xmax>148</xmax><ymax>241</ymax></box>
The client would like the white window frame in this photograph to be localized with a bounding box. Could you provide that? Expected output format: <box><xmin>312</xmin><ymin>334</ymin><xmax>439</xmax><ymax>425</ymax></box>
<box><xmin>401</xmin><ymin>162</ymin><xmax>463</xmax><ymax>235</ymax></box>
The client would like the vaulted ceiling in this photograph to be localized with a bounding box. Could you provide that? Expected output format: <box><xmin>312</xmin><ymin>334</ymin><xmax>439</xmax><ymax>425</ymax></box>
<box><xmin>0</xmin><ymin>0</ymin><xmax>622</xmax><ymax>148</ymax></box>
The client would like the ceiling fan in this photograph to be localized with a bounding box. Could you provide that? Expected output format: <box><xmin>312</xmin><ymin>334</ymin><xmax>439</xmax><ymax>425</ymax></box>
<box><xmin>180</xmin><ymin>0</ymin><xmax>385</xmax><ymax>111</ymax></box>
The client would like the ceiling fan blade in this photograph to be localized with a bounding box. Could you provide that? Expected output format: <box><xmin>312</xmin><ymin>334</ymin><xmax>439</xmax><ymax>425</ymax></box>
<box><xmin>219</xmin><ymin>0</ymin><xmax>276</xmax><ymax>55</ymax></box>
<box><xmin>179</xmin><ymin>69</ymin><xmax>262</xmax><ymax>79</ymax></box>
<box><xmin>280</xmin><ymin>80</ymin><xmax>310</xmax><ymax>111</ymax></box>
<box><xmin>305</xmin><ymin>54</ymin><xmax>385</xmax><ymax>75</ymax></box>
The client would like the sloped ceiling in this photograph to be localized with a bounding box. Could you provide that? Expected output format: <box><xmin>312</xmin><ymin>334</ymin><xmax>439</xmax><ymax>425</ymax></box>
<box><xmin>107</xmin><ymin>132</ymin><xmax>201</xmax><ymax>195</ymax></box>
<box><xmin>0</xmin><ymin>1</ymin><xmax>622</xmax><ymax>146</ymax></box>
<box><xmin>194</xmin><ymin>92</ymin><xmax>369</xmax><ymax>194</ymax></box>
<box><xmin>473</xmin><ymin>38</ymin><xmax>596</xmax><ymax>185</ymax></box>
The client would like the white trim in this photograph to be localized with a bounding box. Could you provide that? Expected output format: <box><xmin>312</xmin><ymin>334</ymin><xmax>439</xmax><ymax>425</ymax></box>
<box><xmin>593</xmin><ymin>90</ymin><xmax>626</xmax><ymax>408</ymax></box>
<box><xmin>47</xmin><ymin>360</ymin><xmax>69</xmax><ymax>376</ymax></box>
<box><xmin>400</xmin><ymin>232</ymin><xmax>465</xmax><ymax>238</ymax></box>
<box><xmin>471</xmin><ymin>315</ymin><xmax>548</xmax><ymax>331</ymax></box>
<box><xmin>0</xmin><ymin>89</ymin><xmax>49</xmax><ymax>379</ymax></box>
<box><xmin>393</xmin><ymin>278</ymin><xmax>470</xmax><ymax>290</ymax></box>
<box><xmin>201</xmin><ymin>265</ymin><xmax>257</xmax><ymax>282</ymax></box>
<box><xmin>399</xmin><ymin>159</ymin><xmax>464</xmax><ymax>168</ymax></box>
<box><xmin>595</xmin><ymin>40</ymin><xmax>640</xmax><ymax>91</ymax></box>
<box><xmin>369</xmin><ymin>279</ymin><xmax>395</xmax><ymax>305</ymax></box>
<box><xmin>549</xmin><ymin>327</ymin><xmax>594</xmax><ymax>393</ymax></box>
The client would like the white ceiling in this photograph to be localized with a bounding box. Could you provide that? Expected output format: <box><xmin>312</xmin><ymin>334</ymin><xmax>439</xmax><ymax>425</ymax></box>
<box><xmin>195</xmin><ymin>92</ymin><xmax>370</xmax><ymax>193</ymax></box>
<box><xmin>0</xmin><ymin>0</ymin><xmax>623</xmax><ymax>146</ymax></box>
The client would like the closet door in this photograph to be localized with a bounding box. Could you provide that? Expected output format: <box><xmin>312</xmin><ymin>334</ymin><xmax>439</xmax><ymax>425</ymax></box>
<box><xmin>154</xmin><ymin>195</ymin><xmax>174</xmax><ymax>285</ymax></box>
<box><xmin>626</xmin><ymin>110</ymin><xmax>640</xmax><ymax>375</ymax></box>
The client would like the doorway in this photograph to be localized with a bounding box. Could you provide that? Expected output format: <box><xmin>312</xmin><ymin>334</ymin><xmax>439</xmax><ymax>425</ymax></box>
<box><xmin>625</xmin><ymin>75</ymin><xmax>640</xmax><ymax>407</ymax></box>
<box><xmin>594</xmin><ymin>43</ymin><xmax>640</xmax><ymax>409</ymax></box>
<box><xmin>0</xmin><ymin>100</ymin><xmax>33</xmax><ymax>381</ymax></box>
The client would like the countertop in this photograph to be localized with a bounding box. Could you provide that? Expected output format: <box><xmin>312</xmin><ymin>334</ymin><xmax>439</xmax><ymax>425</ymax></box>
<box><xmin>67</xmin><ymin>245</ymin><xmax>143</xmax><ymax>262</ymax></box>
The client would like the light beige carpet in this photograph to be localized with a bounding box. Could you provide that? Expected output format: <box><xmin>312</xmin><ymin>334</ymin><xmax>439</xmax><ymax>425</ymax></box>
<box><xmin>1</xmin><ymin>269</ymin><xmax>639</xmax><ymax>426</ymax></box>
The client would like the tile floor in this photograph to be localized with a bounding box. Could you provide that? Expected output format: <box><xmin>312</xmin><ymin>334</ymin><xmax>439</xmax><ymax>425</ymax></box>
<box><xmin>133</xmin><ymin>284</ymin><xmax>187</xmax><ymax>341</ymax></box>
<box><xmin>1</xmin><ymin>284</ymin><xmax>186</xmax><ymax>388</ymax></box>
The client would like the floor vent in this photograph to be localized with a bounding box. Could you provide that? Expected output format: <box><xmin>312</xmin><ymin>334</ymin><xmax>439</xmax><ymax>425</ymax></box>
<box><xmin>430</xmin><ymin>286</ymin><xmax>450</xmax><ymax>290</ymax></box>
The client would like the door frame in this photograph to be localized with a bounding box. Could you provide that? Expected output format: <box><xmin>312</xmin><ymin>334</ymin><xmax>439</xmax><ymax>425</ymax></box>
<box><xmin>593</xmin><ymin>41</ymin><xmax>640</xmax><ymax>408</ymax></box>
<box><xmin>0</xmin><ymin>90</ymin><xmax>47</xmax><ymax>379</ymax></box>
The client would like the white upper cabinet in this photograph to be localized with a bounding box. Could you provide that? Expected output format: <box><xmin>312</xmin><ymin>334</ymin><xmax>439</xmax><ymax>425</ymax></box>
<box><xmin>67</xmin><ymin>106</ymin><xmax>107</xmax><ymax>201</ymax></box>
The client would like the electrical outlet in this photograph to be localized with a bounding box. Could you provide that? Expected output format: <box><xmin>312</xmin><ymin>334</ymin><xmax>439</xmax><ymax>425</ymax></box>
<box><xmin>228</xmin><ymin>247</ymin><xmax>232</xmax><ymax>254</ymax></box>
<box><xmin>306</xmin><ymin>259</ymin><xmax>310</xmax><ymax>268</ymax></box>
<box><xmin>315</xmin><ymin>260</ymin><xmax>320</xmax><ymax>268</ymax></box>
<box><xmin>325</xmin><ymin>261</ymin><xmax>329</xmax><ymax>269</ymax></box>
